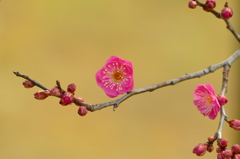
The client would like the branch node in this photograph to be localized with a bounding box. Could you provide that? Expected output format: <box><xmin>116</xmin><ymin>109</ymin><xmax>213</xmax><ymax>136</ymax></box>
<box><xmin>113</xmin><ymin>104</ymin><xmax>119</xmax><ymax>111</ymax></box>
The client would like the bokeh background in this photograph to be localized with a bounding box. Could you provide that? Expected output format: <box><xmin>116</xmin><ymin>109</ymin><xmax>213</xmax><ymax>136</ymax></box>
<box><xmin>1</xmin><ymin>0</ymin><xmax>239</xmax><ymax>158</ymax></box>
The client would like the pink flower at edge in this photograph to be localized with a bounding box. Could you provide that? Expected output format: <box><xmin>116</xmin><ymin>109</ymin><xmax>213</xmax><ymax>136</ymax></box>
<box><xmin>193</xmin><ymin>84</ymin><xmax>220</xmax><ymax>120</ymax></box>
<box><xmin>96</xmin><ymin>56</ymin><xmax>134</xmax><ymax>98</ymax></box>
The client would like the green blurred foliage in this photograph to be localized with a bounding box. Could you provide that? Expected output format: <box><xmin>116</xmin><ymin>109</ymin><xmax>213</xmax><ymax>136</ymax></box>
<box><xmin>0</xmin><ymin>0</ymin><xmax>239</xmax><ymax>158</ymax></box>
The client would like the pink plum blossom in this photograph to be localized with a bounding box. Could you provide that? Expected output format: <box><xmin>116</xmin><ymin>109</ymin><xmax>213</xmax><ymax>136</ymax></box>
<box><xmin>96</xmin><ymin>56</ymin><xmax>134</xmax><ymax>98</ymax></box>
<box><xmin>193</xmin><ymin>84</ymin><xmax>220</xmax><ymax>120</ymax></box>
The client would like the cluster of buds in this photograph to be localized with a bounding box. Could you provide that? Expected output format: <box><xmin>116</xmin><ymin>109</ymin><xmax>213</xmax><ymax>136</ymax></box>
<box><xmin>192</xmin><ymin>136</ymin><xmax>215</xmax><ymax>156</ymax></box>
<box><xmin>188</xmin><ymin>0</ymin><xmax>233</xmax><ymax>19</ymax></box>
<box><xmin>23</xmin><ymin>80</ymin><xmax>88</xmax><ymax>116</ymax></box>
<box><xmin>216</xmin><ymin>138</ymin><xmax>240</xmax><ymax>159</ymax></box>
<box><xmin>193</xmin><ymin>137</ymin><xmax>240</xmax><ymax>158</ymax></box>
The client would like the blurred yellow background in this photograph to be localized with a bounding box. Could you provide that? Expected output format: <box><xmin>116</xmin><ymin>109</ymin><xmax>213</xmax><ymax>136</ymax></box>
<box><xmin>0</xmin><ymin>0</ymin><xmax>239</xmax><ymax>158</ymax></box>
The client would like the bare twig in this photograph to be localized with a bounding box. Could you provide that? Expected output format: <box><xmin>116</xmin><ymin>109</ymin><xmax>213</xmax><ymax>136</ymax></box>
<box><xmin>224</xmin><ymin>19</ymin><xmax>240</xmax><ymax>43</ymax></box>
<box><xmin>13</xmin><ymin>49</ymin><xmax>240</xmax><ymax>112</ymax></box>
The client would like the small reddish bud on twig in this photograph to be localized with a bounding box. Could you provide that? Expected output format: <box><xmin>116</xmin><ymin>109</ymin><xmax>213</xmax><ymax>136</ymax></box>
<box><xmin>222</xmin><ymin>149</ymin><xmax>233</xmax><ymax>158</ymax></box>
<box><xmin>217</xmin><ymin>95</ymin><xmax>228</xmax><ymax>105</ymax></box>
<box><xmin>78</xmin><ymin>106</ymin><xmax>88</xmax><ymax>116</ymax></box>
<box><xmin>207</xmin><ymin>144</ymin><xmax>214</xmax><ymax>153</ymax></box>
<box><xmin>217</xmin><ymin>152</ymin><xmax>224</xmax><ymax>159</ymax></box>
<box><xmin>205</xmin><ymin>0</ymin><xmax>216</xmax><ymax>10</ymax></box>
<box><xmin>218</xmin><ymin>138</ymin><xmax>228</xmax><ymax>148</ymax></box>
<box><xmin>232</xmin><ymin>154</ymin><xmax>240</xmax><ymax>159</ymax></box>
<box><xmin>208</xmin><ymin>136</ymin><xmax>215</xmax><ymax>143</ymax></box>
<box><xmin>232</xmin><ymin>144</ymin><xmax>240</xmax><ymax>153</ymax></box>
<box><xmin>216</xmin><ymin>147</ymin><xmax>224</xmax><ymax>153</ymax></box>
<box><xmin>193</xmin><ymin>143</ymin><xmax>207</xmax><ymax>156</ymax></box>
<box><xmin>188</xmin><ymin>1</ymin><xmax>197</xmax><ymax>9</ymax></box>
<box><xmin>34</xmin><ymin>90</ymin><xmax>50</xmax><ymax>100</ymax></box>
<box><xmin>23</xmin><ymin>80</ymin><xmax>35</xmax><ymax>88</ymax></box>
<box><xmin>221</xmin><ymin>3</ymin><xmax>233</xmax><ymax>19</ymax></box>
<box><xmin>229</xmin><ymin>120</ymin><xmax>240</xmax><ymax>130</ymax></box>
<box><xmin>59</xmin><ymin>92</ymin><xmax>74</xmax><ymax>106</ymax></box>
<box><xmin>67</xmin><ymin>83</ymin><xmax>76</xmax><ymax>93</ymax></box>
<box><xmin>50</xmin><ymin>86</ymin><xmax>61</xmax><ymax>96</ymax></box>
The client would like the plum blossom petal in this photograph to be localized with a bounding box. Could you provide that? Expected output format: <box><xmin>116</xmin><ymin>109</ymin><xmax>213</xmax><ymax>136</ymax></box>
<box><xmin>96</xmin><ymin>56</ymin><xmax>134</xmax><ymax>98</ymax></box>
<box><xmin>193</xmin><ymin>84</ymin><xmax>220</xmax><ymax>120</ymax></box>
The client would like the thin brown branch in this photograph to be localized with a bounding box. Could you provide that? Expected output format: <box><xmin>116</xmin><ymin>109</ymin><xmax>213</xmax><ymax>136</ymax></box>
<box><xmin>13</xmin><ymin>50</ymin><xmax>240</xmax><ymax>112</ymax></box>
<box><xmin>84</xmin><ymin>50</ymin><xmax>240</xmax><ymax>111</ymax></box>
<box><xmin>224</xmin><ymin>19</ymin><xmax>240</xmax><ymax>43</ymax></box>
<box><xmin>214</xmin><ymin>64</ymin><xmax>230</xmax><ymax>139</ymax></box>
<box><xmin>13</xmin><ymin>72</ymin><xmax>49</xmax><ymax>90</ymax></box>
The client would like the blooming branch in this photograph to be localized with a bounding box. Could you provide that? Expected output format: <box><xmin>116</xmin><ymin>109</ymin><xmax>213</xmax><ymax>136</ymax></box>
<box><xmin>13</xmin><ymin>0</ymin><xmax>240</xmax><ymax>158</ymax></box>
<box><xmin>14</xmin><ymin>49</ymin><xmax>240</xmax><ymax>112</ymax></box>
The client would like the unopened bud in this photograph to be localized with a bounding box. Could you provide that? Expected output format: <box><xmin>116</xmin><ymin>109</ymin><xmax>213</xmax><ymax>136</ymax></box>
<box><xmin>232</xmin><ymin>144</ymin><xmax>240</xmax><ymax>153</ymax></box>
<box><xmin>233</xmin><ymin>154</ymin><xmax>240</xmax><ymax>159</ymax></box>
<box><xmin>217</xmin><ymin>152</ymin><xmax>224</xmax><ymax>159</ymax></box>
<box><xmin>67</xmin><ymin>83</ymin><xmax>76</xmax><ymax>93</ymax></box>
<box><xmin>193</xmin><ymin>143</ymin><xmax>207</xmax><ymax>156</ymax></box>
<box><xmin>78</xmin><ymin>106</ymin><xmax>88</xmax><ymax>116</ymax></box>
<box><xmin>34</xmin><ymin>90</ymin><xmax>50</xmax><ymax>100</ymax></box>
<box><xmin>205</xmin><ymin>0</ymin><xmax>216</xmax><ymax>10</ymax></box>
<box><xmin>23</xmin><ymin>80</ymin><xmax>35</xmax><ymax>88</ymax></box>
<box><xmin>217</xmin><ymin>95</ymin><xmax>228</xmax><ymax>105</ymax></box>
<box><xmin>218</xmin><ymin>138</ymin><xmax>228</xmax><ymax>148</ymax></box>
<box><xmin>207</xmin><ymin>144</ymin><xmax>214</xmax><ymax>153</ymax></box>
<box><xmin>229</xmin><ymin>120</ymin><xmax>240</xmax><ymax>130</ymax></box>
<box><xmin>216</xmin><ymin>147</ymin><xmax>224</xmax><ymax>153</ymax></box>
<box><xmin>221</xmin><ymin>3</ymin><xmax>233</xmax><ymax>19</ymax></box>
<box><xmin>222</xmin><ymin>149</ymin><xmax>233</xmax><ymax>158</ymax></box>
<box><xmin>208</xmin><ymin>136</ymin><xmax>215</xmax><ymax>143</ymax></box>
<box><xmin>50</xmin><ymin>86</ymin><xmax>61</xmax><ymax>96</ymax></box>
<box><xmin>188</xmin><ymin>1</ymin><xmax>197</xmax><ymax>9</ymax></box>
<box><xmin>59</xmin><ymin>92</ymin><xmax>74</xmax><ymax>106</ymax></box>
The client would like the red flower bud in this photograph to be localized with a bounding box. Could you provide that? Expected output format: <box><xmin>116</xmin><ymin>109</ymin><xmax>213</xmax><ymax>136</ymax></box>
<box><xmin>205</xmin><ymin>0</ymin><xmax>216</xmax><ymax>10</ymax></box>
<box><xmin>221</xmin><ymin>3</ymin><xmax>233</xmax><ymax>20</ymax></box>
<box><xmin>229</xmin><ymin>120</ymin><xmax>240</xmax><ymax>130</ymax></box>
<box><xmin>217</xmin><ymin>95</ymin><xmax>228</xmax><ymax>105</ymax></box>
<box><xmin>193</xmin><ymin>143</ymin><xmax>207</xmax><ymax>156</ymax></box>
<box><xmin>208</xmin><ymin>136</ymin><xmax>215</xmax><ymax>143</ymax></box>
<box><xmin>50</xmin><ymin>86</ymin><xmax>61</xmax><ymax>96</ymax></box>
<box><xmin>188</xmin><ymin>1</ymin><xmax>197</xmax><ymax>9</ymax></box>
<box><xmin>222</xmin><ymin>149</ymin><xmax>233</xmax><ymax>158</ymax></box>
<box><xmin>23</xmin><ymin>80</ymin><xmax>35</xmax><ymax>88</ymax></box>
<box><xmin>217</xmin><ymin>152</ymin><xmax>224</xmax><ymax>159</ymax></box>
<box><xmin>232</xmin><ymin>144</ymin><xmax>240</xmax><ymax>153</ymax></box>
<box><xmin>78</xmin><ymin>106</ymin><xmax>88</xmax><ymax>116</ymax></box>
<box><xmin>34</xmin><ymin>90</ymin><xmax>50</xmax><ymax>100</ymax></box>
<box><xmin>67</xmin><ymin>83</ymin><xmax>76</xmax><ymax>93</ymax></box>
<box><xmin>207</xmin><ymin>144</ymin><xmax>214</xmax><ymax>153</ymax></box>
<box><xmin>233</xmin><ymin>154</ymin><xmax>240</xmax><ymax>159</ymax></box>
<box><xmin>216</xmin><ymin>147</ymin><xmax>224</xmax><ymax>153</ymax></box>
<box><xmin>59</xmin><ymin>92</ymin><xmax>74</xmax><ymax>106</ymax></box>
<box><xmin>218</xmin><ymin>138</ymin><xmax>228</xmax><ymax>148</ymax></box>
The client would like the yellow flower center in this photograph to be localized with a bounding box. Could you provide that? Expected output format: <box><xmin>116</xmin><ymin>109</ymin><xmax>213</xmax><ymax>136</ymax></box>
<box><xmin>112</xmin><ymin>70</ymin><xmax>124</xmax><ymax>83</ymax></box>
<box><xmin>206</xmin><ymin>96</ymin><xmax>212</xmax><ymax>104</ymax></box>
